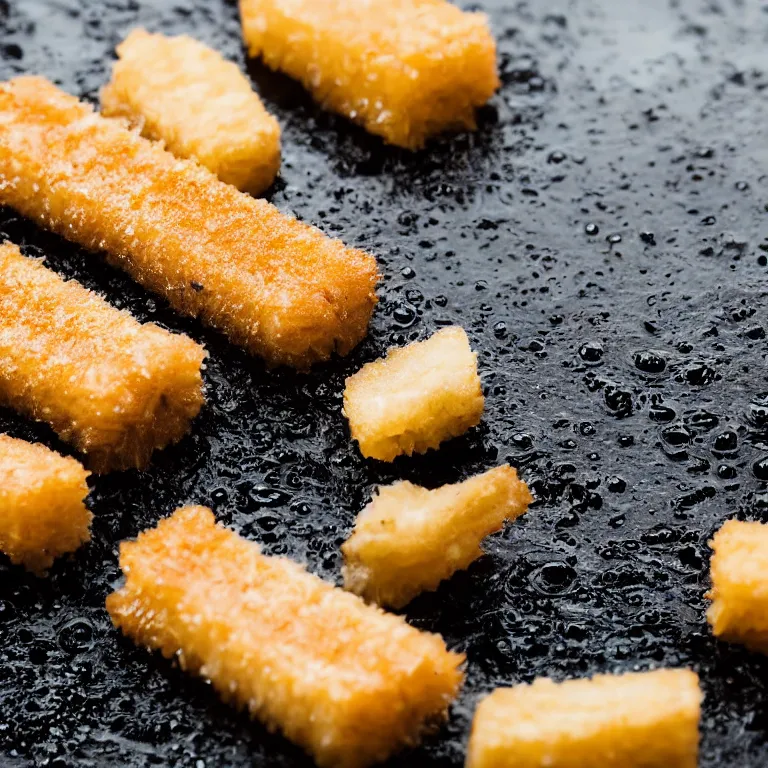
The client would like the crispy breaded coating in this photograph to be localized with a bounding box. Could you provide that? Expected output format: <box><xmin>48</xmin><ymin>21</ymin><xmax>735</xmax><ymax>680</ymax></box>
<box><xmin>343</xmin><ymin>327</ymin><xmax>484</xmax><ymax>461</ymax></box>
<box><xmin>0</xmin><ymin>76</ymin><xmax>379</xmax><ymax>368</ymax></box>
<box><xmin>707</xmin><ymin>519</ymin><xmax>768</xmax><ymax>653</ymax></box>
<box><xmin>102</xmin><ymin>29</ymin><xmax>281</xmax><ymax>194</ymax></box>
<box><xmin>466</xmin><ymin>669</ymin><xmax>702</xmax><ymax>768</ymax></box>
<box><xmin>107</xmin><ymin>506</ymin><xmax>464</xmax><ymax>768</ymax></box>
<box><xmin>0</xmin><ymin>434</ymin><xmax>91</xmax><ymax>573</ymax></box>
<box><xmin>239</xmin><ymin>0</ymin><xmax>499</xmax><ymax>149</ymax></box>
<box><xmin>343</xmin><ymin>466</ymin><xmax>532</xmax><ymax>609</ymax></box>
<box><xmin>0</xmin><ymin>242</ymin><xmax>205</xmax><ymax>473</ymax></box>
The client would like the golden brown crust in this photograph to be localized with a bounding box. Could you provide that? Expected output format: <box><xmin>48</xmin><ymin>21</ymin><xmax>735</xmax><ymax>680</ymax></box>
<box><xmin>101</xmin><ymin>29</ymin><xmax>281</xmax><ymax>194</ymax></box>
<box><xmin>0</xmin><ymin>76</ymin><xmax>379</xmax><ymax>368</ymax></box>
<box><xmin>343</xmin><ymin>465</ymin><xmax>532</xmax><ymax>608</ymax></box>
<box><xmin>343</xmin><ymin>326</ymin><xmax>484</xmax><ymax>461</ymax></box>
<box><xmin>0</xmin><ymin>434</ymin><xmax>91</xmax><ymax>573</ymax></box>
<box><xmin>240</xmin><ymin>0</ymin><xmax>499</xmax><ymax>149</ymax></box>
<box><xmin>0</xmin><ymin>241</ymin><xmax>206</xmax><ymax>472</ymax></box>
<box><xmin>707</xmin><ymin>519</ymin><xmax>768</xmax><ymax>653</ymax></box>
<box><xmin>107</xmin><ymin>506</ymin><xmax>464</xmax><ymax>768</ymax></box>
<box><xmin>467</xmin><ymin>670</ymin><xmax>701</xmax><ymax>768</ymax></box>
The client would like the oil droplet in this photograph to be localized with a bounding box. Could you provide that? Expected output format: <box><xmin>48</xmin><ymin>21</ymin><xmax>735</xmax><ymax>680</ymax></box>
<box><xmin>58</xmin><ymin>619</ymin><xmax>94</xmax><ymax>654</ymax></box>
<box><xmin>753</xmin><ymin>457</ymin><xmax>768</xmax><ymax>481</ymax></box>
<box><xmin>585</xmin><ymin>223</ymin><xmax>599</xmax><ymax>236</ymax></box>
<box><xmin>634</xmin><ymin>350</ymin><xmax>666</xmax><ymax>374</ymax></box>
<box><xmin>579</xmin><ymin>341</ymin><xmax>604</xmax><ymax>363</ymax></box>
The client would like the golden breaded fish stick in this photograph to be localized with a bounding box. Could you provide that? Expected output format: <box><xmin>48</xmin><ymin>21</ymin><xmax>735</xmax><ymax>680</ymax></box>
<box><xmin>102</xmin><ymin>29</ymin><xmax>281</xmax><ymax>194</ymax></box>
<box><xmin>239</xmin><ymin>0</ymin><xmax>499</xmax><ymax>149</ymax></box>
<box><xmin>0</xmin><ymin>434</ymin><xmax>91</xmax><ymax>573</ymax></box>
<box><xmin>107</xmin><ymin>506</ymin><xmax>464</xmax><ymax>768</ymax></box>
<box><xmin>0</xmin><ymin>242</ymin><xmax>205</xmax><ymax>473</ymax></box>
<box><xmin>0</xmin><ymin>76</ymin><xmax>378</xmax><ymax>368</ymax></box>
<box><xmin>707</xmin><ymin>519</ymin><xmax>768</xmax><ymax>653</ymax></box>
<box><xmin>466</xmin><ymin>669</ymin><xmax>702</xmax><ymax>768</ymax></box>
<box><xmin>343</xmin><ymin>466</ymin><xmax>532</xmax><ymax>609</ymax></box>
<box><xmin>343</xmin><ymin>327</ymin><xmax>484</xmax><ymax>461</ymax></box>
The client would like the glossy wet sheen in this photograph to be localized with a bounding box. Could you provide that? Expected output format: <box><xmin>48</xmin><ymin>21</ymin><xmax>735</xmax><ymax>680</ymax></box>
<box><xmin>1</xmin><ymin>0</ymin><xmax>767</xmax><ymax>766</ymax></box>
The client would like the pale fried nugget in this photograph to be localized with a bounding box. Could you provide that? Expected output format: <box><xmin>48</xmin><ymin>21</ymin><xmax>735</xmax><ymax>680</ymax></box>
<box><xmin>343</xmin><ymin>327</ymin><xmax>484</xmax><ymax>461</ymax></box>
<box><xmin>107</xmin><ymin>506</ymin><xmax>464</xmax><ymax>768</ymax></box>
<box><xmin>102</xmin><ymin>29</ymin><xmax>281</xmax><ymax>194</ymax></box>
<box><xmin>0</xmin><ymin>242</ymin><xmax>205</xmax><ymax>473</ymax></box>
<box><xmin>343</xmin><ymin>466</ymin><xmax>532</xmax><ymax>608</ymax></box>
<box><xmin>466</xmin><ymin>669</ymin><xmax>702</xmax><ymax>768</ymax></box>
<box><xmin>0</xmin><ymin>434</ymin><xmax>91</xmax><ymax>573</ymax></box>
<box><xmin>707</xmin><ymin>519</ymin><xmax>768</xmax><ymax>653</ymax></box>
<box><xmin>0</xmin><ymin>76</ymin><xmax>379</xmax><ymax>368</ymax></box>
<box><xmin>240</xmin><ymin>0</ymin><xmax>499</xmax><ymax>149</ymax></box>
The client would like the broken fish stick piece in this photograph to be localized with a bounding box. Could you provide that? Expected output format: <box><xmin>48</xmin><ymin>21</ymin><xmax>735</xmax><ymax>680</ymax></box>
<box><xmin>239</xmin><ymin>0</ymin><xmax>500</xmax><ymax>150</ymax></box>
<box><xmin>707</xmin><ymin>519</ymin><xmax>768</xmax><ymax>653</ymax></box>
<box><xmin>0</xmin><ymin>77</ymin><xmax>378</xmax><ymax>368</ymax></box>
<box><xmin>0</xmin><ymin>242</ymin><xmax>205</xmax><ymax>473</ymax></box>
<box><xmin>107</xmin><ymin>506</ymin><xmax>464</xmax><ymax>768</ymax></box>
<box><xmin>0</xmin><ymin>434</ymin><xmax>91</xmax><ymax>574</ymax></box>
<box><xmin>101</xmin><ymin>29</ymin><xmax>281</xmax><ymax>194</ymax></box>
<box><xmin>343</xmin><ymin>465</ymin><xmax>532</xmax><ymax>609</ymax></box>
<box><xmin>343</xmin><ymin>327</ymin><xmax>484</xmax><ymax>461</ymax></box>
<box><xmin>466</xmin><ymin>669</ymin><xmax>702</xmax><ymax>768</ymax></box>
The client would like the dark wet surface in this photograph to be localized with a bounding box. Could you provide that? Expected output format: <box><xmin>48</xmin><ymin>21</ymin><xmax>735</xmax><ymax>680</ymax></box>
<box><xmin>1</xmin><ymin>0</ymin><xmax>767</xmax><ymax>765</ymax></box>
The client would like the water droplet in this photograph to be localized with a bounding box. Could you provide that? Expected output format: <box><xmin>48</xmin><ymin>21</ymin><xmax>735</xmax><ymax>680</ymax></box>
<box><xmin>753</xmin><ymin>457</ymin><xmax>768</xmax><ymax>481</ymax></box>
<box><xmin>634</xmin><ymin>350</ymin><xmax>666</xmax><ymax>374</ymax></box>
<box><xmin>58</xmin><ymin>619</ymin><xmax>94</xmax><ymax>655</ymax></box>
<box><xmin>529</xmin><ymin>562</ymin><xmax>577</xmax><ymax>596</ymax></box>
<box><xmin>578</xmin><ymin>341</ymin><xmax>604</xmax><ymax>363</ymax></box>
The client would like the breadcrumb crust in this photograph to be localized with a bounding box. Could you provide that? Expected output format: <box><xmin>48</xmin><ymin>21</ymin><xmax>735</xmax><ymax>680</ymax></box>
<box><xmin>239</xmin><ymin>0</ymin><xmax>499</xmax><ymax>149</ymax></box>
<box><xmin>707</xmin><ymin>519</ymin><xmax>768</xmax><ymax>653</ymax></box>
<box><xmin>0</xmin><ymin>241</ymin><xmax>205</xmax><ymax>472</ymax></box>
<box><xmin>102</xmin><ymin>29</ymin><xmax>281</xmax><ymax>194</ymax></box>
<box><xmin>0</xmin><ymin>434</ymin><xmax>91</xmax><ymax>573</ymax></box>
<box><xmin>0</xmin><ymin>76</ymin><xmax>379</xmax><ymax>368</ymax></box>
<box><xmin>466</xmin><ymin>669</ymin><xmax>701</xmax><ymax>768</ymax></box>
<box><xmin>343</xmin><ymin>465</ymin><xmax>532</xmax><ymax>608</ymax></box>
<box><xmin>107</xmin><ymin>506</ymin><xmax>465</xmax><ymax>768</ymax></box>
<box><xmin>343</xmin><ymin>327</ymin><xmax>484</xmax><ymax>461</ymax></box>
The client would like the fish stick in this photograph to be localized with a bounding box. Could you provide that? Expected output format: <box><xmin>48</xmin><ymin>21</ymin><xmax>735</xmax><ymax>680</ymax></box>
<box><xmin>102</xmin><ymin>29</ymin><xmax>281</xmax><ymax>194</ymax></box>
<box><xmin>343</xmin><ymin>327</ymin><xmax>484</xmax><ymax>461</ymax></box>
<box><xmin>466</xmin><ymin>669</ymin><xmax>702</xmax><ymax>768</ymax></box>
<box><xmin>707</xmin><ymin>519</ymin><xmax>768</xmax><ymax>653</ymax></box>
<box><xmin>107</xmin><ymin>506</ymin><xmax>464</xmax><ymax>768</ymax></box>
<box><xmin>239</xmin><ymin>0</ymin><xmax>500</xmax><ymax>149</ymax></box>
<box><xmin>343</xmin><ymin>466</ymin><xmax>532</xmax><ymax>608</ymax></box>
<box><xmin>0</xmin><ymin>76</ymin><xmax>379</xmax><ymax>368</ymax></box>
<box><xmin>0</xmin><ymin>241</ymin><xmax>205</xmax><ymax>473</ymax></box>
<box><xmin>0</xmin><ymin>434</ymin><xmax>91</xmax><ymax>574</ymax></box>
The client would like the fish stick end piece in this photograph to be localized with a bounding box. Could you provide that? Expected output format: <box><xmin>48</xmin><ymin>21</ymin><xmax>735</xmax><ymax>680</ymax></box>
<box><xmin>342</xmin><ymin>465</ymin><xmax>532</xmax><ymax>608</ymax></box>
<box><xmin>707</xmin><ymin>519</ymin><xmax>768</xmax><ymax>653</ymax></box>
<box><xmin>102</xmin><ymin>29</ymin><xmax>282</xmax><ymax>193</ymax></box>
<box><xmin>343</xmin><ymin>326</ymin><xmax>484</xmax><ymax>461</ymax></box>
<box><xmin>0</xmin><ymin>435</ymin><xmax>91</xmax><ymax>574</ymax></box>
<box><xmin>467</xmin><ymin>669</ymin><xmax>701</xmax><ymax>768</ymax></box>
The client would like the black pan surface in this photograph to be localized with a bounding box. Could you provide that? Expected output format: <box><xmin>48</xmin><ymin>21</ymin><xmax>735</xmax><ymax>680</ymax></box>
<box><xmin>1</xmin><ymin>0</ymin><xmax>767</xmax><ymax>765</ymax></box>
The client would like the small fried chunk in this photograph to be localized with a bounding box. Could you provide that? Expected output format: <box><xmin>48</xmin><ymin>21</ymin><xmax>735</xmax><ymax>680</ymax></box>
<box><xmin>0</xmin><ymin>241</ymin><xmax>205</xmax><ymax>472</ymax></box>
<box><xmin>0</xmin><ymin>434</ymin><xmax>91</xmax><ymax>573</ymax></box>
<box><xmin>107</xmin><ymin>506</ymin><xmax>464</xmax><ymax>768</ymax></box>
<box><xmin>102</xmin><ymin>29</ymin><xmax>281</xmax><ymax>194</ymax></box>
<box><xmin>0</xmin><ymin>76</ymin><xmax>378</xmax><ymax>368</ymax></box>
<box><xmin>466</xmin><ymin>669</ymin><xmax>701</xmax><ymax>768</ymax></box>
<box><xmin>343</xmin><ymin>465</ymin><xmax>532</xmax><ymax>608</ymax></box>
<box><xmin>239</xmin><ymin>0</ymin><xmax>499</xmax><ymax>149</ymax></box>
<box><xmin>343</xmin><ymin>327</ymin><xmax>484</xmax><ymax>461</ymax></box>
<box><xmin>707</xmin><ymin>519</ymin><xmax>768</xmax><ymax>653</ymax></box>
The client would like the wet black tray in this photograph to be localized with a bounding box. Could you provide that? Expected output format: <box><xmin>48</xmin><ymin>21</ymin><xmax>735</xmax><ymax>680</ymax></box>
<box><xmin>1</xmin><ymin>0</ymin><xmax>768</xmax><ymax>765</ymax></box>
